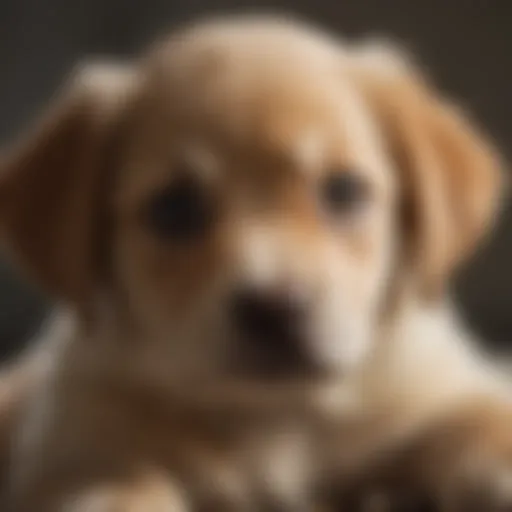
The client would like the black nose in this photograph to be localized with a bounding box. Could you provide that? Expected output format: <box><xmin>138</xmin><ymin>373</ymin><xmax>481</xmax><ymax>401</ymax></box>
<box><xmin>231</xmin><ymin>287</ymin><xmax>305</xmax><ymax>339</ymax></box>
<box><xmin>230</xmin><ymin>287</ymin><xmax>309</xmax><ymax>374</ymax></box>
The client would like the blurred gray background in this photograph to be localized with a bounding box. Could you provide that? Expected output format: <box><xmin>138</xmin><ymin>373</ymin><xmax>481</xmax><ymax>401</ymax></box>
<box><xmin>0</xmin><ymin>0</ymin><xmax>511</xmax><ymax>359</ymax></box>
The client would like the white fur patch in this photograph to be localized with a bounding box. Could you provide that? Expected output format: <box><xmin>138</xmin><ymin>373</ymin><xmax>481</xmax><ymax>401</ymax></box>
<box><xmin>293</xmin><ymin>130</ymin><xmax>324</xmax><ymax>172</ymax></box>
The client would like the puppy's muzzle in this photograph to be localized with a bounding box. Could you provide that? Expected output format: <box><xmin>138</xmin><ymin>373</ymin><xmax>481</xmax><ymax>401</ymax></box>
<box><xmin>230</xmin><ymin>286</ymin><xmax>318</xmax><ymax>378</ymax></box>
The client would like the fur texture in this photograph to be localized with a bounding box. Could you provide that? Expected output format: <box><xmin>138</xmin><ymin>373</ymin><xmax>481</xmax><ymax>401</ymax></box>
<box><xmin>0</xmin><ymin>15</ymin><xmax>509</xmax><ymax>511</ymax></box>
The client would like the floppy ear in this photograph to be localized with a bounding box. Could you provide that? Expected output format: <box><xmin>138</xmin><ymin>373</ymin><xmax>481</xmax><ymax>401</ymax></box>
<box><xmin>351</xmin><ymin>44</ymin><xmax>505</xmax><ymax>299</ymax></box>
<box><xmin>0</xmin><ymin>62</ymin><xmax>137</xmax><ymax>306</ymax></box>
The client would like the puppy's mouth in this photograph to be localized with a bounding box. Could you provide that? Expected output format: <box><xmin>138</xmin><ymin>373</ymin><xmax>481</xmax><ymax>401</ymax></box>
<box><xmin>228</xmin><ymin>332</ymin><xmax>327</xmax><ymax>382</ymax></box>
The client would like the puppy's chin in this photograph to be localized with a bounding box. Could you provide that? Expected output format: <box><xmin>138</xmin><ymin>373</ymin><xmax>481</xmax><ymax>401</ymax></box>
<box><xmin>128</xmin><ymin>352</ymin><xmax>341</xmax><ymax>416</ymax></box>
<box><xmin>164</xmin><ymin>360</ymin><xmax>358</xmax><ymax>418</ymax></box>
<box><xmin>164</xmin><ymin>376</ymin><xmax>345</xmax><ymax>417</ymax></box>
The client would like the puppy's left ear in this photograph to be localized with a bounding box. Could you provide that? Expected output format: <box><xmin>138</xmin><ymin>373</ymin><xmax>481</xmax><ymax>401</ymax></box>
<box><xmin>0</xmin><ymin>62</ymin><xmax>137</xmax><ymax>307</ymax></box>
<box><xmin>351</xmin><ymin>44</ymin><xmax>506</xmax><ymax>299</ymax></box>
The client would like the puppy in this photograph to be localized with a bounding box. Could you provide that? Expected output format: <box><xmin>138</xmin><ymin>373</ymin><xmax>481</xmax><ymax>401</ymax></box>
<box><xmin>0</xmin><ymin>15</ymin><xmax>510</xmax><ymax>511</ymax></box>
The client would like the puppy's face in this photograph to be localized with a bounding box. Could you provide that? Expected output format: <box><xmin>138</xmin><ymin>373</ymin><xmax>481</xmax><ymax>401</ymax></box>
<box><xmin>0</xmin><ymin>18</ymin><xmax>502</xmax><ymax>400</ymax></box>
<box><xmin>113</xmin><ymin>26</ymin><xmax>397</xmax><ymax>385</ymax></box>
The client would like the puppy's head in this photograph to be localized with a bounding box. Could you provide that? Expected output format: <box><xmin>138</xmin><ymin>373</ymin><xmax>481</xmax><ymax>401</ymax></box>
<box><xmin>0</xmin><ymin>17</ymin><xmax>503</xmax><ymax>401</ymax></box>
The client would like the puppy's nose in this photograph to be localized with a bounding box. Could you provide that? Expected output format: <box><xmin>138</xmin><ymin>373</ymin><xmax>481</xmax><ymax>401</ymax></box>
<box><xmin>230</xmin><ymin>286</ymin><xmax>309</xmax><ymax>372</ymax></box>
<box><xmin>231</xmin><ymin>287</ymin><xmax>305</xmax><ymax>339</ymax></box>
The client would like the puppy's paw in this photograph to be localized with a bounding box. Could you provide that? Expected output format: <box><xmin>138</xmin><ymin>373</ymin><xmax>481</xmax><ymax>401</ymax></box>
<box><xmin>328</xmin><ymin>487</ymin><xmax>435</xmax><ymax>512</ymax></box>
<box><xmin>54</xmin><ymin>472</ymin><xmax>190</xmax><ymax>512</ymax></box>
<box><xmin>395</xmin><ymin>397</ymin><xmax>512</xmax><ymax>511</ymax></box>
<box><xmin>434</xmin><ymin>460</ymin><xmax>512</xmax><ymax>512</ymax></box>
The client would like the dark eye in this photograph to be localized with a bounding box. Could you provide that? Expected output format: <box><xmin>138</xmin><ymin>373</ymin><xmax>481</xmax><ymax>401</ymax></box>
<box><xmin>146</xmin><ymin>175</ymin><xmax>215</xmax><ymax>242</ymax></box>
<box><xmin>320</xmin><ymin>171</ymin><xmax>369</xmax><ymax>214</ymax></box>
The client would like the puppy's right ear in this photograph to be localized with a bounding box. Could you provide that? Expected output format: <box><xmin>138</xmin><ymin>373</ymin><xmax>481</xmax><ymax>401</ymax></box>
<box><xmin>0</xmin><ymin>63</ymin><xmax>137</xmax><ymax>307</ymax></box>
